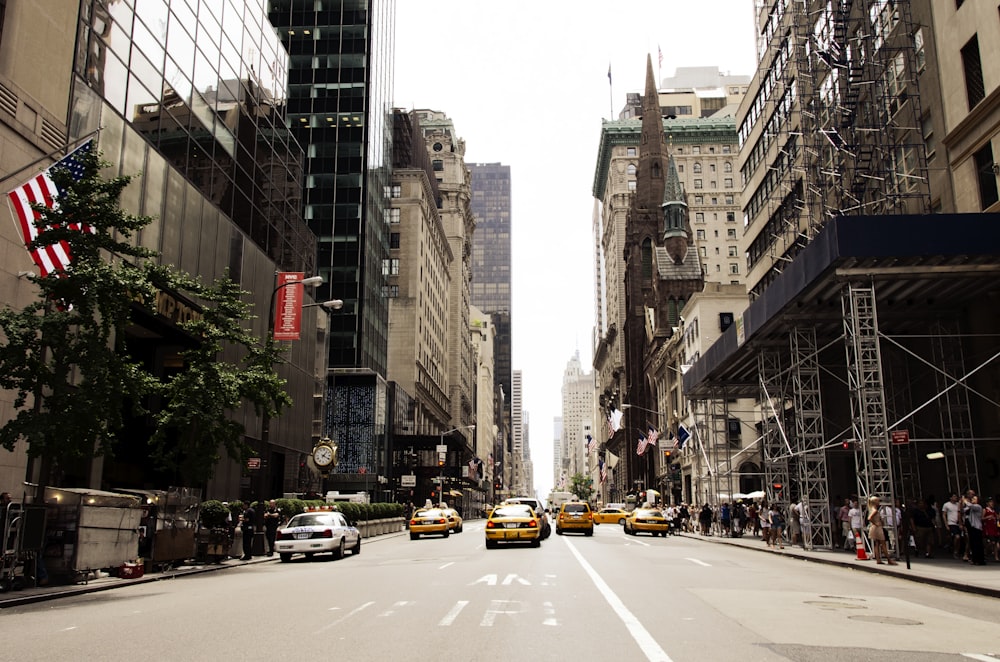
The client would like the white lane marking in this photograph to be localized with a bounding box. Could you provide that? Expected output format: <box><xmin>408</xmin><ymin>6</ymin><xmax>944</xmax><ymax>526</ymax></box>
<box><xmin>471</xmin><ymin>574</ymin><xmax>497</xmax><ymax>586</ymax></box>
<box><xmin>684</xmin><ymin>557</ymin><xmax>711</xmax><ymax>567</ymax></box>
<box><xmin>327</xmin><ymin>607</ymin><xmax>341</xmax><ymax>611</ymax></box>
<box><xmin>630</xmin><ymin>539</ymin><xmax>650</xmax><ymax>547</ymax></box>
<box><xmin>543</xmin><ymin>601</ymin><xmax>558</xmax><ymax>626</ymax></box>
<box><xmin>502</xmin><ymin>573</ymin><xmax>530</xmax><ymax>586</ymax></box>
<box><xmin>564</xmin><ymin>538</ymin><xmax>673</xmax><ymax>662</ymax></box>
<box><xmin>315</xmin><ymin>601</ymin><xmax>374</xmax><ymax>634</ymax></box>
<box><xmin>963</xmin><ymin>655</ymin><xmax>1000</xmax><ymax>661</ymax></box>
<box><xmin>61</xmin><ymin>627</ymin><xmax>78</xmax><ymax>632</ymax></box>
<box><xmin>481</xmin><ymin>599</ymin><xmax>521</xmax><ymax>627</ymax></box>
<box><xmin>439</xmin><ymin>562</ymin><xmax>454</xmax><ymax>570</ymax></box>
<box><xmin>439</xmin><ymin>600</ymin><xmax>469</xmax><ymax>626</ymax></box>
<box><xmin>378</xmin><ymin>600</ymin><xmax>412</xmax><ymax>617</ymax></box>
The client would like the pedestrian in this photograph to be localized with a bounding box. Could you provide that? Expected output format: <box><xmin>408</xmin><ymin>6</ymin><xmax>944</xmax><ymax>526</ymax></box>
<box><xmin>941</xmin><ymin>493</ymin><xmax>964</xmax><ymax>559</ymax></box>
<box><xmin>0</xmin><ymin>492</ymin><xmax>10</xmax><ymax>507</ymax></box>
<box><xmin>759</xmin><ymin>502</ymin><xmax>771</xmax><ymax>546</ymax></box>
<box><xmin>263</xmin><ymin>499</ymin><xmax>282</xmax><ymax>556</ymax></box>
<box><xmin>797</xmin><ymin>500</ymin><xmax>811</xmax><ymax>547</ymax></box>
<box><xmin>769</xmin><ymin>503</ymin><xmax>786</xmax><ymax>549</ymax></box>
<box><xmin>787</xmin><ymin>500</ymin><xmax>801</xmax><ymax>547</ymax></box>
<box><xmin>699</xmin><ymin>503</ymin><xmax>713</xmax><ymax>535</ymax></box>
<box><xmin>910</xmin><ymin>498</ymin><xmax>935</xmax><ymax>558</ymax></box>
<box><xmin>965</xmin><ymin>495</ymin><xmax>985</xmax><ymax>566</ymax></box>
<box><xmin>867</xmin><ymin>496</ymin><xmax>896</xmax><ymax>565</ymax></box>
<box><xmin>983</xmin><ymin>498</ymin><xmax>1000</xmax><ymax>562</ymax></box>
<box><xmin>838</xmin><ymin>498</ymin><xmax>853</xmax><ymax>551</ymax></box>
<box><xmin>748</xmin><ymin>502</ymin><xmax>759</xmax><ymax>537</ymax></box>
<box><xmin>848</xmin><ymin>498</ymin><xmax>865</xmax><ymax>549</ymax></box>
<box><xmin>720</xmin><ymin>502</ymin><xmax>731</xmax><ymax>537</ymax></box>
<box><xmin>240</xmin><ymin>501</ymin><xmax>256</xmax><ymax>561</ymax></box>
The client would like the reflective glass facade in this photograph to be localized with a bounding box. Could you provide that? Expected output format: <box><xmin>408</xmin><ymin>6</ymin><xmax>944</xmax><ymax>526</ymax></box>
<box><xmin>75</xmin><ymin>0</ymin><xmax>315</xmax><ymax>274</ymax></box>
<box><xmin>268</xmin><ymin>0</ymin><xmax>395</xmax><ymax>375</ymax></box>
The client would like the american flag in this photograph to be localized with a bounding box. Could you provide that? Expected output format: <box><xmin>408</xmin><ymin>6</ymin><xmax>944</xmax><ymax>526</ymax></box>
<box><xmin>636</xmin><ymin>435</ymin><xmax>646</xmax><ymax>456</ymax></box>
<box><xmin>6</xmin><ymin>140</ymin><xmax>95</xmax><ymax>278</ymax></box>
<box><xmin>637</xmin><ymin>425</ymin><xmax>659</xmax><ymax>456</ymax></box>
<box><xmin>468</xmin><ymin>458</ymin><xmax>479</xmax><ymax>480</ymax></box>
<box><xmin>586</xmin><ymin>434</ymin><xmax>597</xmax><ymax>455</ymax></box>
<box><xmin>599</xmin><ymin>457</ymin><xmax>607</xmax><ymax>483</ymax></box>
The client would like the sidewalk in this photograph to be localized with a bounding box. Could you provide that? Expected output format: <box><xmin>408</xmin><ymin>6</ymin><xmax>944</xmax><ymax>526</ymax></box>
<box><xmin>0</xmin><ymin>529</ymin><xmax>410</xmax><ymax>609</ymax></box>
<box><xmin>679</xmin><ymin>530</ymin><xmax>1000</xmax><ymax>598</ymax></box>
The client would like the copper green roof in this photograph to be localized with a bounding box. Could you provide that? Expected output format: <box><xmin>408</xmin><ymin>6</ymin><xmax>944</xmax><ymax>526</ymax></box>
<box><xmin>592</xmin><ymin>116</ymin><xmax>737</xmax><ymax>199</ymax></box>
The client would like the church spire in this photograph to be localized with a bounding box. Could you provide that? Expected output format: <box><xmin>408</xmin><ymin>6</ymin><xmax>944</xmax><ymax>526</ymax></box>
<box><xmin>635</xmin><ymin>54</ymin><xmax>665</xmax><ymax>211</ymax></box>
<box><xmin>662</xmin><ymin>153</ymin><xmax>690</xmax><ymax>262</ymax></box>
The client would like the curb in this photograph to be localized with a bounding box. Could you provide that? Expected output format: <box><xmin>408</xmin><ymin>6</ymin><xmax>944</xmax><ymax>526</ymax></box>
<box><xmin>678</xmin><ymin>532</ymin><xmax>1000</xmax><ymax>599</ymax></box>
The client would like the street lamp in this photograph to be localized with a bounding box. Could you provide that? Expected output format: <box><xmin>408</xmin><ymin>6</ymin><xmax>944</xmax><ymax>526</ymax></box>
<box><xmin>438</xmin><ymin>425</ymin><xmax>475</xmax><ymax>507</ymax></box>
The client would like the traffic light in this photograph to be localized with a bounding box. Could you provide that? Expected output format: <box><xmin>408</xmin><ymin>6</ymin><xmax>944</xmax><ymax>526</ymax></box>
<box><xmin>772</xmin><ymin>482</ymin><xmax>783</xmax><ymax>492</ymax></box>
<box><xmin>663</xmin><ymin>449</ymin><xmax>672</xmax><ymax>461</ymax></box>
<box><xmin>437</xmin><ymin>458</ymin><xmax>445</xmax><ymax>467</ymax></box>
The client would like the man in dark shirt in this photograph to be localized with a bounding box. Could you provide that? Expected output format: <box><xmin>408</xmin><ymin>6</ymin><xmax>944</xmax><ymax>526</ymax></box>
<box><xmin>911</xmin><ymin>499</ymin><xmax>934</xmax><ymax>558</ymax></box>
<box><xmin>240</xmin><ymin>502</ymin><xmax>256</xmax><ymax>561</ymax></box>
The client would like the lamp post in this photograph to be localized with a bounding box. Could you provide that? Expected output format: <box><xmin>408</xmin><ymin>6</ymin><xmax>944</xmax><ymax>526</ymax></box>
<box><xmin>438</xmin><ymin>425</ymin><xmax>475</xmax><ymax>507</ymax></box>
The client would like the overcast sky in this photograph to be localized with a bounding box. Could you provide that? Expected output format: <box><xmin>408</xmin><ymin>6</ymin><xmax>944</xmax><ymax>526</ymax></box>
<box><xmin>393</xmin><ymin>1</ymin><xmax>758</xmax><ymax>497</ymax></box>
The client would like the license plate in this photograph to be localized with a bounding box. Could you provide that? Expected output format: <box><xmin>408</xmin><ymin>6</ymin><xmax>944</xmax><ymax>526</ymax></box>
<box><xmin>572</xmin><ymin>514</ymin><xmax>581</xmax><ymax>519</ymax></box>
<box><xmin>295</xmin><ymin>533</ymin><xmax>310</xmax><ymax>539</ymax></box>
<box><xmin>505</xmin><ymin>522</ymin><xmax>519</xmax><ymax>529</ymax></box>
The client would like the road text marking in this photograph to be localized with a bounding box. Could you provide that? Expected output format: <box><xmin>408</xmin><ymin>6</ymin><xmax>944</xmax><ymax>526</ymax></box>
<box><xmin>481</xmin><ymin>599</ymin><xmax>521</xmax><ymax>627</ymax></box>
<box><xmin>439</xmin><ymin>600</ymin><xmax>469</xmax><ymax>626</ymax></box>
<box><xmin>315</xmin><ymin>601</ymin><xmax>373</xmax><ymax>634</ymax></box>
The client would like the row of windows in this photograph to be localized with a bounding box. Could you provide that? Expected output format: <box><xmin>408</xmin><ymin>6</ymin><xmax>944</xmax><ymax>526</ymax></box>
<box><xmin>692</xmin><ymin>179</ymin><xmax>735</xmax><ymax>189</ymax></box>
<box><xmin>695</xmin><ymin>229</ymin><xmax>739</xmax><ymax>240</ymax></box>
<box><xmin>694</xmin><ymin>212</ymin><xmax>738</xmax><ymax>223</ymax></box>
<box><xmin>698</xmin><ymin>245</ymin><xmax>741</xmax><ymax>257</ymax></box>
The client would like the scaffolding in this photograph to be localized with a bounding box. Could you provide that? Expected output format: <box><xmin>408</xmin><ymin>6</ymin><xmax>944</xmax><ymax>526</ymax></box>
<box><xmin>760</xmin><ymin>351</ymin><xmax>791</xmax><ymax>506</ymax></box>
<box><xmin>791</xmin><ymin>326</ymin><xmax>832</xmax><ymax>549</ymax></box>
<box><xmin>931</xmin><ymin>320</ymin><xmax>979</xmax><ymax>497</ymax></box>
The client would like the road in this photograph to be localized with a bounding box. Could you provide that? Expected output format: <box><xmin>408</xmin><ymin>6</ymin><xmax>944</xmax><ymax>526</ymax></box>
<box><xmin>3</xmin><ymin>521</ymin><xmax>1000</xmax><ymax>662</ymax></box>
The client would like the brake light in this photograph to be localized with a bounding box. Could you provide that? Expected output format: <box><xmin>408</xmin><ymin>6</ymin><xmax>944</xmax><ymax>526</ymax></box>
<box><xmin>528</xmin><ymin>519</ymin><xmax>537</xmax><ymax>527</ymax></box>
<box><xmin>486</xmin><ymin>521</ymin><xmax>496</xmax><ymax>529</ymax></box>
<box><xmin>321</xmin><ymin>529</ymin><xmax>333</xmax><ymax>538</ymax></box>
<box><xmin>277</xmin><ymin>531</ymin><xmax>288</xmax><ymax>541</ymax></box>
<box><xmin>587</xmin><ymin>512</ymin><xmax>593</xmax><ymax>520</ymax></box>
<box><xmin>436</xmin><ymin>519</ymin><xmax>447</xmax><ymax>524</ymax></box>
<box><xmin>558</xmin><ymin>514</ymin><xmax>565</xmax><ymax>521</ymax></box>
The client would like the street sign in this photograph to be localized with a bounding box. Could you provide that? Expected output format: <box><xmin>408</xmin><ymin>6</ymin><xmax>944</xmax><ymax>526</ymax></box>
<box><xmin>246</xmin><ymin>457</ymin><xmax>261</xmax><ymax>470</ymax></box>
<box><xmin>436</xmin><ymin>444</ymin><xmax>448</xmax><ymax>454</ymax></box>
<box><xmin>438</xmin><ymin>452</ymin><xmax>447</xmax><ymax>463</ymax></box>
<box><xmin>401</xmin><ymin>474</ymin><xmax>416</xmax><ymax>487</ymax></box>
<box><xmin>891</xmin><ymin>429</ymin><xmax>910</xmax><ymax>444</ymax></box>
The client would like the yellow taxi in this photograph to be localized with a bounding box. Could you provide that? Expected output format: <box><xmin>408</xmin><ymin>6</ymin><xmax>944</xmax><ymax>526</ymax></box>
<box><xmin>484</xmin><ymin>503</ymin><xmax>542</xmax><ymax>548</ymax></box>
<box><xmin>593</xmin><ymin>507</ymin><xmax>629</xmax><ymax>525</ymax></box>
<box><xmin>556</xmin><ymin>501</ymin><xmax>594</xmax><ymax>536</ymax></box>
<box><xmin>442</xmin><ymin>506</ymin><xmax>464</xmax><ymax>533</ymax></box>
<box><xmin>409</xmin><ymin>508</ymin><xmax>450</xmax><ymax>540</ymax></box>
<box><xmin>624</xmin><ymin>507</ymin><xmax>669</xmax><ymax>537</ymax></box>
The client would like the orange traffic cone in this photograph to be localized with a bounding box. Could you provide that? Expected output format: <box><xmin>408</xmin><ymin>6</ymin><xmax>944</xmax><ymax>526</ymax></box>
<box><xmin>855</xmin><ymin>532</ymin><xmax>869</xmax><ymax>560</ymax></box>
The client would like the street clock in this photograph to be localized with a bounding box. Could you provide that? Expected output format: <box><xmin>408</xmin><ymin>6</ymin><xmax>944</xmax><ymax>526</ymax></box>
<box><xmin>312</xmin><ymin>438</ymin><xmax>337</xmax><ymax>470</ymax></box>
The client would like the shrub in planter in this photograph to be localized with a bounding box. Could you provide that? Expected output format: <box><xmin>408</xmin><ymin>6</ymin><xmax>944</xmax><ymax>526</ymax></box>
<box><xmin>200</xmin><ymin>500</ymin><xmax>230</xmax><ymax>529</ymax></box>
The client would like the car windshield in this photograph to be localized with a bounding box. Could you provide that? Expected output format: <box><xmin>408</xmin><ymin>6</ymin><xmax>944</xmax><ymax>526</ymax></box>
<box><xmin>601</xmin><ymin>509</ymin><xmax>622</xmax><ymax>514</ymax></box>
<box><xmin>636</xmin><ymin>510</ymin><xmax>663</xmax><ymax>518</ymax></box>
<box><xmin>287</xmin><ymin>514</ymin><xmax>337</xmax><ymax>527</ymax></box>
<box><xmin>414</xmin><ymin>509</ymin><xmax>445</xmax><ymax>518</ymax></box>
<box><xmin>492</xmin><ymin>505</ymin><xmax>533</xmax><ymax>518</ymax></box>
<box><xmin>506</xmin><ymin>499</ymin><xmax>540</xmax><ymax>511</ymax></box>
<box><xmin>563</xmin><ymin>504</ymin><xmax>589</xmax><ymax>514</ymax></box>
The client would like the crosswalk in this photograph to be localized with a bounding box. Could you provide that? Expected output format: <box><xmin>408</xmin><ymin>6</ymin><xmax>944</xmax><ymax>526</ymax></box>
<box><xmin>313</xmin><ymin>597</ymin><xmax>560</xmax><ymax>632</ymax></box>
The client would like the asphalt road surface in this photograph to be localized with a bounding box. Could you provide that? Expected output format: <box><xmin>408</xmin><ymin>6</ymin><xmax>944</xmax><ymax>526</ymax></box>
<box><xmin>3</xmin><ymin>521</ymin><xmax>1000</xmax><ymax>662</ymax></box>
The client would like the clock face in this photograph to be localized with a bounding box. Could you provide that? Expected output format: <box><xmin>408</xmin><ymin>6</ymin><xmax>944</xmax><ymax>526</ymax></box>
<box><xmin>313</xmin><ymin>444</ymin><xmax>334</xmax><ymax>467</ymax></box>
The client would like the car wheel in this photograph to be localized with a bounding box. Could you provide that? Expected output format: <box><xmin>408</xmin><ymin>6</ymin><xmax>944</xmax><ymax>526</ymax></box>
<box><xmin>486</xmin><ymin>539</ymin><xmax>498</xmax><ymax>549</ymax></box>
<box><xmin>457</xmin><ymin>524</ymin><xmax>463</xmax><ymax>533</ymax></box>
<box><xmin>334</xmin><ymin>538</ymin><xmax>345</xmax><ymax>559</ymax></box>
<box><xmin>585</xmin><ymin>529</ymin><xmax>593</xmax><ymax>537</ymax></box>
<box><xmin>305</xmin><ymin>552</ymin><xmax>315</xmax><ymax>560</ymax></box>
<box><xmin>279</xmin><ymin>553</ymin><xmax>292</xmax><ymax>563</ymax></box>
<box><xmin>410</xmin><ymin>533</ymin><xmax>419</xmax><ymax>540</ymax></box>
<box><xmin>353</xmin><ymin>537</ymin><xmax>362</xmax><ymax>555</ymax></box>
<box><xmin>531</xmin><ymin>538</ymin><xmax>541</xmax><ymax>548</ymax></box>
<box><xmin>618</xmin><ymin>518</ymin><xmax>625</xmax><ymax>526</ymax></box>
<box><xmin>443</xmin><ymin>529</ymin><xmax>450</xmax><ymax>538</ymax></box>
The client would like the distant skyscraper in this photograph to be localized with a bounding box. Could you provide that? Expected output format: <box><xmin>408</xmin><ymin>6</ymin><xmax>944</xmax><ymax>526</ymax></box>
<box><xmin>468</xmin><ymin>163</ymin><xmax>512</xmax><ymax>436</ymax></box>
<box><xmin>561</xmin><ymin>352</ymin><xmax>594</xmax><ymax>480</ymax></box>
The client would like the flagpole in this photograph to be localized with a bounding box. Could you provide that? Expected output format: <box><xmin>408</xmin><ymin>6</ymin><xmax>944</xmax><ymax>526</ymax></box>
<box><xmin>0</xmin><ymin>128</ymin><xmax>102</xmax><ymax>192</ymax></box>
<box><xmin>608</xmin><ymin>62</ymin><xmax>613</xmax><ymax>119</ymax></box>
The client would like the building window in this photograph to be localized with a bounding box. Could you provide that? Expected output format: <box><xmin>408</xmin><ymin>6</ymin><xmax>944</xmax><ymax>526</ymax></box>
<box><xmin>693</xmin><ymin>146</ymin><xmax>701</xmax><ymax>154</ymax></box>
<box><xmin>894</xmin><ymin>145</ymin><xmax>920</xmax><ymax>193</ymax></box>
<box><xmin>727</xmin><ymin>212</ymin><xmax>736</xmax><ymax>222</ymax></box>
<box><xmin>390</xmin><ymin>184</ymin><xmax>401</xmax><ymax>198</ymax></box>
<box><xmin>710</xmin><ymin>164</ymin><xmax>716</xmax><ymax>173</ymax></box>
<box><xmin>627</xmin><ymin>164</ymin><xmax>636</xmax><ymax>175</ymax></box>
<box><xmin>696</xmin><ymin>229</ymin><xmax>706</xmax><ymax>240</ymax></box>
<box><xmin>710</xmin><ymin>181</ymin><xmax>717</xmax><ymax>189</ymax></box>
<box><xmin>386</xmin><ymin>208</ymin><xmax>400</xmax><ymax>224</ymax></box>
<box><xmin>725</xmin><ymin>195</ymin><xmax>734</xmax><ymax>205</ymax></box>
<box><xmin>627</xmin><ymin>147</ymin><xmax>636</xmax><ymax>156</ymax></box>
<box><xmin>432</xmin><ymin>160</ymin><xmax>444</xmax><ymax>171</ymax></box>
<box><xmin>724</xmin><ymin>178</ymin><xmax>733</xmax><ymax>189</ymax></box>
<box><xmin>974</xmin><ymin>143</ymin><xmax>999</xmax><ymax>209</ymax></box>
<box><xmin>694</xmin><ymin>179</ymin><xmax>703</xmax><ymax>189</ymax></box>
<box><xmin>723</xmin><ymin>145</ymin><xmax>732</xmax><ymax>154</ymax></box>
<box><xmin>695</xmin><ymin>196</ymin><xmax>703</xmax><ymax>204</ymax></box>
<box><xmin>914</xmin><ymin>28</ymin><xmax>926</xmax><ymax>73</ymax></box>
<box><xmin>711</xmin><ymin>197</ymin><xmax>718</xmax><ymax>205</ymax></box>
<box><xmin>382</xmin><ymin>258</ymin><xmax>400</xmax><ymax>276</ymax></box>
<box><xmin>729</xmin><ymin>263</ymin><xmax>740</xmax><ymax>274</ymax></box>
<box><xmin>381</xmin><ymin>285</ymin><xmax>399</xmax><ymax>298</ymax></box>
<box><xmin>961</xmin><ymin>35</ymin><xmax>985</xmax><ymax>110</ymax></box>
<box><xmin>727</xmin><ymin>228</ymin><xmax>737</xmax><ymax>239</ymax></box>
<box><xmin>389</xmin><ymin>232</ymin><xmax>400</xmax><ymax>249</ymax></box>
<box><xmin>724</xmin><ymin>162</ymin><xmax>733</xmax><ymax>173</ymax></box>
<box><xmin>699</xmin><ymin>246</ymin><xmax>707</xmax><ymax>257</ymax></box>
<box><xmin>922</xmin><ymin>113</ymin><xmax>936</xmax><ymax>161</ymax></box>
<box><xmin>627</xmin><ymin>180</ymin><xmax>637</xmax><ymax>191</ymax></box>
<box><xmin>884</xmin><ymin>52</ymin><xmax>907</xmax><ymax>115</ymax></box>
<box><xmin>678</xmin><ymin>164</ymin><xmax>684</xmax><ymax>173</ymax></box>
<box><xmin>695</xmin><ymin>212</ymin><xmax>705</xmax><ymax>223</ymax></box>
<box><xmin>693</xmin><ymin>163</ymin><xmax>702</xmax><ymax>173</ymax></box>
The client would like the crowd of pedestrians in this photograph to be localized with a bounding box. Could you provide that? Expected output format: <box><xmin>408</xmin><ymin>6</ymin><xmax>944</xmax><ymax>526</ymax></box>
<box><xmin>662</xmin><ymin>490</ymin><xmax>997</xmax><ymax>569</ymax></box>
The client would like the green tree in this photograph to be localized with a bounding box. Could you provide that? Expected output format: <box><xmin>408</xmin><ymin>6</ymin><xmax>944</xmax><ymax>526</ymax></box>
<box><xmin>570</xmin><ymin>472</ymin><xmax>595</xmax><ymax>503</ymax></box>
<box><xmin>0</xmin><ymin>145</ymin><xmax>290</xmax><ymax>486</ymax></box>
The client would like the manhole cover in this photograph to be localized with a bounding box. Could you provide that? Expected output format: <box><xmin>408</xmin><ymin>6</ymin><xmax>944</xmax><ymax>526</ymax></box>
<box><xmin>848</xmin><ymin>615</ymin><xmax>922</xmax><ymax>625</ymax></box>
<box><xmin>804</xmin><ymin>600</ymin><xmax>868</xmax><ymax>610</ymax></box>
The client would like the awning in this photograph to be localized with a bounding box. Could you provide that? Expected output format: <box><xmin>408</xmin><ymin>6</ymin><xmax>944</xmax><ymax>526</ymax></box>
<box><xmin>448</xmin><ymin>490</ymin><xmax>463</xmax><ymax>497</ymax></box>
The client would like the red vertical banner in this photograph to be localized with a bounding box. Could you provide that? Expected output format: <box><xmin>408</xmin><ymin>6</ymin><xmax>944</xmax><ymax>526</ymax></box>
<box><xmin>273</xmin><ymin>272</ymin><xmax>304</xmax><ymax>341</ymax></box>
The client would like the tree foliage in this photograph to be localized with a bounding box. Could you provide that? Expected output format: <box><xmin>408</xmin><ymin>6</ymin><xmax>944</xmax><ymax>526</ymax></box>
<box><xmin>570</xmin><ymin>472</ymin><xmax>595</xmax><ymax>503</ymax></box>
<box><xmin>0</xmin><ymin>145</ymin><xmax>291</xmax><ymax>485</ymax></box>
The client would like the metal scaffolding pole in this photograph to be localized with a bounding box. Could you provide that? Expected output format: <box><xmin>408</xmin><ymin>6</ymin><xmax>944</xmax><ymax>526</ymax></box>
<box><xmin>843</xmin><ymin>283</ymin><xmax>897</xmax><ymax>552</ymax></box>
<box><xmin>760</xmin><ymin>351</ymin><xmax>790</xmax><ymax>507</ymax></box>
<box><xmin>932</xmin><ymin>320</ymin><xmax>979</xmax><ymax>497</ymax></box>
<box><xmin>791</xmin><ymin>326</ymin><xmax>832</xmax><ymax>549</ymax></box>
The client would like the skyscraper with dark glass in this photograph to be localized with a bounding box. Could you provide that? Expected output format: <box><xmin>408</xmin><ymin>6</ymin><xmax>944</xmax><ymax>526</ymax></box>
<box><xmin>267</xmin><ymin>1</ymin><xmax>395</xmax><ymax>481</ymax></box>
<box><xmin>468</xmin><ymin>163</ymin><xmax>512</xmax><ymax>452</ymax></box>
